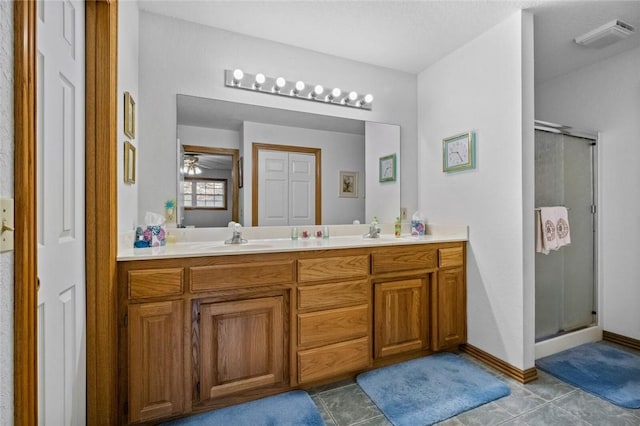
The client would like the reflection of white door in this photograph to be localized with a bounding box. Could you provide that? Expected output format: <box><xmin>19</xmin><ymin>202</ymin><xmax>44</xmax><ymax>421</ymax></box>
<box><xmin>289</xmin><ymin>153</ymin><xmax>315</xmax><ymax>226</ymax></box>
<box><xmin>37</xmin><ymin>1</ymin><xmax>86</xmax><ymax>424</ymax></box>
<box><xmin>258</xmin><ymin>150</ymin><xmax>315</xmax><ymax>226</ymax></box>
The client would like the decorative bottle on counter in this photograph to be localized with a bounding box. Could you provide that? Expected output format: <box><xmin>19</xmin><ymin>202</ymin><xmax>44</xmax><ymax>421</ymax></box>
<box><xmin>395</xmin><ymin>217</ymin><xmax>402</xmax><ymax>237</ymax></box>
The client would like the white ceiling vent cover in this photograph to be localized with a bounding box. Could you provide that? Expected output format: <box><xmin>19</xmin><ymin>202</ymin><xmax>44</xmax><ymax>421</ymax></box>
<box><xmin>575</xmin><ymin>20</ymin><xmax>635</xmax><ymax>48</ymax></box>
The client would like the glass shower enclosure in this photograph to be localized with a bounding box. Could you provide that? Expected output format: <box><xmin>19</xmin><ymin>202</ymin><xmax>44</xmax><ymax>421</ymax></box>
<box><xmin>534</xmin><ymin>122</ymin><xmax>597</xmax><ymax>341</ymax></box>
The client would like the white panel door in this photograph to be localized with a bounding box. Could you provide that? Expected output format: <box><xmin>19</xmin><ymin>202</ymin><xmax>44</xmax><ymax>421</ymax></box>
<box><xmin>289</xmin><ymin>153</ymin><xmax>315</xmax><ymax>226</ymax></box>
<box><xmin>37</xmin><ymin>1</ymin><xmax>86</xmax><ymax>424</ymax></box>
<box><xmin>258</xmin><ymin>150</ymin><xmax>289</xmax><ymax>226</ymax></box>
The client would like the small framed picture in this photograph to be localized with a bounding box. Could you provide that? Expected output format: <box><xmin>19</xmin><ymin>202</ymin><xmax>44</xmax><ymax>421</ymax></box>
<box><xmin>124</xmin><ymin>91</ymin><xmax>136</xmax><ymax>139</ymax></box>
<box><xmin>124</xmin><ymin>141</ymin><xmax>136</xmax><ymax>184</ymax></box>
<box><xmin>339</xmin><ymin>171</ymin><xmax>358</xmax><ymax>198</ymax></box>
<box><xmin>379</xmin><ymin>153</ymin><xmax>397</xmax><ymax>182</ymax></box>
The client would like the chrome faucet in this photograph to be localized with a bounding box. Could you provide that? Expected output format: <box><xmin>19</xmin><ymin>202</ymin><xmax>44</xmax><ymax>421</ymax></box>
<box><xmin>363</xmin><ymin>220</ymin><xmax>381</xmax><ymax>239</ymax></box>
<box><xmin>225</xmin><ymin>222</ymin><xmax>248</xmax><ymax>245</ymax></box>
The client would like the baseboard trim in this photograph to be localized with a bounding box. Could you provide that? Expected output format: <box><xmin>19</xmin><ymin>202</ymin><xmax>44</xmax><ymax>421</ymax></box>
<box><xmin>460</xmin><ymin>344</ymin><xmax>538</xmax><ymax>384</ymax></box>
<box><xmin>603</xmin><ymin>331</ymin><xmax>640</xmax><ymax>352</ymax></box>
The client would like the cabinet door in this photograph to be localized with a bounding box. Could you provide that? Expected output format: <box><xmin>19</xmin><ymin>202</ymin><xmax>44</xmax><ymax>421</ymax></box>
<box><xmin>200</xmin><ymin>297</ymin><xmax>284</xmax><ymax>400</ymax></box>
<box><xmin>433</xmin><ymin>267</ymin><xmax>466</xmax><ymax>350</ymax></box>
<box><xmin>374</xmin><ymin>278</ymin><xmax>428</xmax><ymax>358</ymax></box>
<box><xmin>128</xmin><ymin>300</ymin><xmax>184</xmax><ymax>423</ymax></box>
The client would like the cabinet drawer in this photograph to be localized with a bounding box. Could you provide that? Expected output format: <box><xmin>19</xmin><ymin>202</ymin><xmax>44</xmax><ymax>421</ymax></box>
<box><xmin>438</xmin><ymin>247</ymin><xmax>464</xmax><ymax>268</ymax></box>
<box><xmin>128</xmin><ymin>268</ymin><xmax>184</xmax><ymax>299</ymax></box>
<box><xmin>298</xmin><ymin>305</ymin><xmax>368</xmax><ymax>348</ymax></box>
<box><xmin>297</xmin><ymin>279</ymin><xmax>369</xmax><ymax>311</ymax></box>
<box><xmin>298</xmin><ymin>255</ymin><xmax>369</xmax><ymax>283</ymax></box>
<box><xmin>298</xmin><ymin>337</ymin><xmax>370</xmax><ymax>383</ymax></box>
<box><xmin>190</xmin><ymin>260</ymin><xmax>295</xmax><ymax>292</ymax></box>
<box><xmin>371</xmin><ymin>247</ymin><xmax>436</xmax><ymax>274</ymax></box>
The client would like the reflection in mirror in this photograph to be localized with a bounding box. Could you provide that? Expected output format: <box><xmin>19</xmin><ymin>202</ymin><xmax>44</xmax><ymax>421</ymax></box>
<box><xmin>180</xmin><ymin>145</ymin><xmax>239</xmax><ymax>227</ymax></box>
<box><xmin>177</xmin><ymin>94</ymin><xmax>372</xmax><ymax>227</ymax></box>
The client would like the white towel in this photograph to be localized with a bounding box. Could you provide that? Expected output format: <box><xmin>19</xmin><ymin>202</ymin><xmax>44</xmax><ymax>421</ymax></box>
<box><xmin>536</xmin><ymin>207</ymin><xmax>571</xmax><ymax>255</ymax></box>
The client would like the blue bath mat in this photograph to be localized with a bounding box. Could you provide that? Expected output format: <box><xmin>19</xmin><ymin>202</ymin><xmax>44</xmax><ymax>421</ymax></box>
<box><xmin>537</xmin><ymin>342</ymin><xmax>640</xmax><ymax>408</ymax></box>
<box><xmin>356</xmin><ymin>353</ymin><xmax>510</xmax><ymax>426</ymax></box>
<box><xmin>161</xmin><ymin>390</ymin><xmax>324</xmax><ymax>425</ymax></box>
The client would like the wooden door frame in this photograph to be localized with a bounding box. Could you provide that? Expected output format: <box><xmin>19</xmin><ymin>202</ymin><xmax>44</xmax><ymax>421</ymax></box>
<box><xmin>13</xmin><ymin>1</ymin><xmax>38</xmax><ymax>424</ymax></box>
<box><xmin>182</xmin><ymin>145</ymin><xmax>239</xmax><ymax>223</ymax></box>
<box><xmin>14</xmin><ymin>1</ymin><xmax>119</xmax><ymax>424</ymax></box>
<box><xmin>251</xmin><ymin>142</ymin><xmax>322</xmax><ymax>226</ymax></box>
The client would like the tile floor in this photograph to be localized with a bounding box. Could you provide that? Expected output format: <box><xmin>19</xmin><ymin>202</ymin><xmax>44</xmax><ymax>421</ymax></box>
<box><xmin>308</xmin><ymin>351</ymin><xmax>640</xmax><ymax>426</ymax></box>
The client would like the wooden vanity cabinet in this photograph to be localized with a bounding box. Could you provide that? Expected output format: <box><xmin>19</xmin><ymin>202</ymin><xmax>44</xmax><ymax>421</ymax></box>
<box><xmin>432</xmin><ymin>246</ymin><xmax>467</xmax><ymax>350</ymax></box>
<box><xmin>118</xmin><ymin>241</ymin><xmax>466</xmax><ymax>424</ymax></box>
<box><xmin>374</xmin><ymin>277</ymin><xmax>429</xmax><ymax>358</ymax></box>
<box><xmin>199</xmin><ymin>296</ymin><xmax>285</xmax><ymax>400</ymax></box>
<box><xmin>296</xmin><ymin>250</ymin><xmax>371</xmax><ymax>384</ymax></box>
<box><xmin>371</xmin><ymin>245</ymin><xmax>435</xmax><ymax>360</ymax></box>
<box><xmin>127</xmin><ymin>300</ymin><xmax>184</xmax><ymax>424</ymax></box>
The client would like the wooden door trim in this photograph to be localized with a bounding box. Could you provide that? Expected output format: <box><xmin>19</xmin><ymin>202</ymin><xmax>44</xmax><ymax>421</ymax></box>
<box><xmin>251</xmin><ymin>142</ymin><xmax>322</xmax><ymax>226</ymax></box>
<box><xmin>86</xmin><ymin>0</ymin><xmax>119</xmax><ymax>424</ymax></box>
<box><xmin>182</xmin><ymin>145</ymin><xmax>239</xmax><ymax>222</ymax></box>
<box><xmin>13</xmin><ymin>1</ymin><xmax>38</xmax><ymax>424</ymax></box>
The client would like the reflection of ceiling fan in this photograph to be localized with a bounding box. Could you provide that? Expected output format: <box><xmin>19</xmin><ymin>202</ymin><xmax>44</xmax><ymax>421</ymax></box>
<box><xmin>182</xmin><ymin>154</ymin><xmax>202</xmax><ymax>175</ymax></box>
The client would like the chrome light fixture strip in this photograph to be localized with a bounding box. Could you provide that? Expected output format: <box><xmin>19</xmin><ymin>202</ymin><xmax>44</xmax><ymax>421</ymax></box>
<box><xmin>224</xmin><ymin>69</ymin><xmax>373</xmax><ymax>111</ymax></box>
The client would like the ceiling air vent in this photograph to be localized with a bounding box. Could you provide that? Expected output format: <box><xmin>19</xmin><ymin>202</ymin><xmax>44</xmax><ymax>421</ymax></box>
<box><xmin>575</xmin><ymin>19</ymin><xmax>635</xmax><ymax>48</ymax></box>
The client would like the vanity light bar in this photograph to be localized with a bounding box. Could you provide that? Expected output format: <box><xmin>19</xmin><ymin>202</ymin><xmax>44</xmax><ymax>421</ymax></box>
<box><xmin>224</xmin><ymin>69</ymin><xmax>373</xmax><ymax>111</ymax></box>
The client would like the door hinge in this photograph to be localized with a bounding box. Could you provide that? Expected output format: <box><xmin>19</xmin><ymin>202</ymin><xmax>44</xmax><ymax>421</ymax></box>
<box><xmin>591</xmin><ymin>205</ymin><xmax>597</xmax><ymax>214</ymax></box>
<box><xmin>197</xmin><ymin>312</ymin><xmax>201</xmax><ymax>323</ymax></box>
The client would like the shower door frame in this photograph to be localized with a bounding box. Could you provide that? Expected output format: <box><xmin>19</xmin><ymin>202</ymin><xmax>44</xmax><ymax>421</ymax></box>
<box><xmin>534</xmin><ymin>120</ymin><xmax>600</xmax><ymax>339</ymax></box>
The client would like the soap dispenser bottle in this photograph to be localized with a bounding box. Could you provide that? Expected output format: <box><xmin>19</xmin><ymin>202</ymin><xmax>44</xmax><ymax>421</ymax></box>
<box><xmin>395</xmin><ymin>217</ymin><xmax>402</xmax><ymax>238</ymax></box>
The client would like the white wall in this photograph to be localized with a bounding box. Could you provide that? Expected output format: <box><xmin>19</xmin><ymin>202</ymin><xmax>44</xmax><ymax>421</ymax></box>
<box><xmin>365</xmin><ymin>122</ymin><xmax>401</xmax><ymax>224</ymax></box>
<box><xmin>242</xmin><ymin>121</ymin><xmax>365</xmax><ymax>225</ymax></box>
<box><xmin>177</xmin><ymin>125</ymin><xmax>240</xmax><ymax>151</ymax></box>
<box><xmin>536</xmin><ymin>46</ymin><xmax>640</xmax><ymax>341</ymax></box>
<box><xmin>117</xmin><ymin>1</ymin><xmax>140</xmax><ymax>232</ymax></box>
<box><xmin>417</xmin><ymin>11</ymin><xmax>535</xmax><ymax>370</ymax></box>
<box><xmin>0</xmin><ymin>1</ymin><xmax>13</xmax><ymax>420</ymax></box>
<box><xmin>137</xmin><ymin>11</ymin><xmax>417</xmax><ymax>225</ymax></box>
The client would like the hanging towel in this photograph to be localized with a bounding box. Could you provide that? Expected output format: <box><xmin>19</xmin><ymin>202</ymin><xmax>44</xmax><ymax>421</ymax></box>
<box><xmin>536</xmin><ymin>207</ymin><xmax>571</xmax><ymax>255</ymax></box>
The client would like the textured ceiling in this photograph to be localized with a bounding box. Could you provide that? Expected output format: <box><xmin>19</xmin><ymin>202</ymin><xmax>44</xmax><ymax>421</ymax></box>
<box><xmin>139</xmin><ymin>0</ymin><xmax>640</xmax><ymax>83</ymax></box>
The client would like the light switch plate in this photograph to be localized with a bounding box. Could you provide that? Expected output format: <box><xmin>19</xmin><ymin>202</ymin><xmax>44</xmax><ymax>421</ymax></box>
<box><xmin>1</xmin><ymin>198</ymin><xmax>15</xmax><ymax>253</ymax></box>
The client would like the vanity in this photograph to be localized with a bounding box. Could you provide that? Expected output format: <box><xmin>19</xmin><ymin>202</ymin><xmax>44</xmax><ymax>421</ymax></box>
<box><xmin>117</xmin><ymin>227</ymin><xmax>467</xmax><ymax>424</ymax></box>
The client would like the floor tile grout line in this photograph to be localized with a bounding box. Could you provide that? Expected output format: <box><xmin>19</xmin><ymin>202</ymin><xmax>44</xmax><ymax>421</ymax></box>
<box><xmin>313</xmin><ymin>392</ymin><xmax>341</xmax><ymax>426</ymax></box>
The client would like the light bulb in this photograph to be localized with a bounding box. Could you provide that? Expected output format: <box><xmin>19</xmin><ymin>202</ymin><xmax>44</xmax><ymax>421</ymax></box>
<box><xmin>254</xmin><ymin>73</ymin><xmax>266</xmax><ymax>88</ymax></box>
<box><xmin>313</xmin><ymin>85</ymin><xmax>324</xmax><ymax>97</ymax></box>
<box><xmin>232</xmin><ymin>69</ymin><xmax>244</xmax><ymax>84</ymax></box>
<box><xmin>364</xmin><ymin>94</ymin><xmax>374</xmax><ymax>104</ymax></box>
<box><xmin>326</xmin><ymin>87</ymin><xmax>342</xmax><ymax>102</ymax></box>
<box><xmin>275</xmin><ymin>77</ymin><xmax>286</xmax><ymax>91</ymax></box>
<box><xmin>348</xmin><ymin>91</ymin><xmax>358</xmax><ymax>102</ymax></box>
<box><xmin>293</xmin><ymin>81</ymin><xmax>305</xmax><ymax>95</ymax></box>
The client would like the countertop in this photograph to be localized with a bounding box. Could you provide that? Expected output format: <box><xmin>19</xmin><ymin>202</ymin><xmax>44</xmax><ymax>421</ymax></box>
<box><xmin>117</xmin><ymin>223</ymin><xmax>468</xmax><ymax>261</ymax></box>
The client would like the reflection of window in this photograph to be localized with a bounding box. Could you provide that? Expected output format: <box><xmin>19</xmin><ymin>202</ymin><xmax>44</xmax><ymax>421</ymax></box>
<box><xmin>183</xmin><ymin>178</ymin><xmax>227</xmax><ymax>210</ymax></box>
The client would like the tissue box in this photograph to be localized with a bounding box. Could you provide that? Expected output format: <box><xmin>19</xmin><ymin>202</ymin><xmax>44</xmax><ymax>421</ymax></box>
<box><xmin>411</xmin><ymin>220</ymin><xmax>425</xmax><ymax>236</ymax></box>
<box><xmin>134</xmin><ymin>225</ymin><xmax>166</xmax><ymax>248</ymax></box>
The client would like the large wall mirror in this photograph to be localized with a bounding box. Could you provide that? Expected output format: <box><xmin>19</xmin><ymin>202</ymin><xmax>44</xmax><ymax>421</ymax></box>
<box><xmin>118</xmin><ymin>5</ymin><xmax>402</xmax><ymax>230</ymax></box>
<box><xmin>176</xmin><ymin>95</ymin><xmax>396</xmax><ymax>228</ymax></box>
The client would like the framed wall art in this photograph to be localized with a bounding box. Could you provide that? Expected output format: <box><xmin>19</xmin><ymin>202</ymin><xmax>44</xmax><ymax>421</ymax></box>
<box><xmin>339</xmin><ymin>171</ymin><xmax>358</xmax><ymax>198</ymax></box>
<box><xmin>124</xmin><ymin>91</ymin><xmax>136</xmax><ymax>139</ymax></box>
<box><xmin>124</xmin><ymin>141</ymin><xmax>136</xmax><ymax>184</ymax></box>
<box><xmin>443</xmin><ymin>131</ymin><xmax>475</xmax><ymax>172</ymax></box>
<box><xmin>379</xmin><ymin>153</ymin><xmax>397</xmax><ymax>182</ymax></box>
